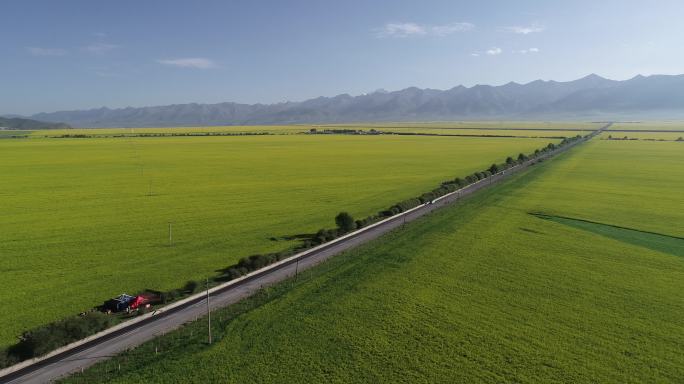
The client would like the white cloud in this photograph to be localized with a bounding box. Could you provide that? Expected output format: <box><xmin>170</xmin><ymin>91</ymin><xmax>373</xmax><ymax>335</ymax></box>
<box><xmin>376</xmin><ymin>23</ymin><xmax>426</xmax><ymax>38</ymax></box>
<box><xmin>84</xmin><ymin>43</ymin><xmax>119</xmax><ymax>55</ymax></box>
<box><xmin>470</xmin><ymin>53</ymin><xmax>480</xmax><ymax>57</ymax></box>
<box><xmin>375</xmin><ymin>22</ymin><xmax>473</xmax><ymax>38</ymax></box>
<box><xmin>486</xmin><ymin>47</ymin><xmax>502</xmax><ymax>55</ymax></box>
<box><xmin>26</xmin><ymin>47</ymin><xmax>67</xmax><ymax>56</ymax></box>
<box><xmin>157</xmin><ymin>57</ymin><xmax>217</xmax><ymax>69</ymax></box>
<box><xmin>516</xmin><ymin>47</ymin><xmax>540</xmax><ymax>54</ymax></box>
<box><xmin>430</xmin><ymin>22</ymin><xmax>475</xmax><ymax>36</ymax></box>
<box><xmin>529</xmin><ymin>47</ymin><xmax>540</xmax><ymax>53</ymax></box>
<box><xmin>504</xmin><ymin>24</ymin><xmax>545</xmax><ymax>34</ymax></box>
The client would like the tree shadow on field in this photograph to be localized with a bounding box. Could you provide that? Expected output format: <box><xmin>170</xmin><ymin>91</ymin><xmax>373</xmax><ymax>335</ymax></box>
<box><xmin>269</xmin><ymin>233</ymin><xmax>316</xmax><ymax>242</ymax></box>
<box><xmin>519</xmin><ymin>227</ymin><xmax>544</xmax><ymax>235</ymax></box>
<box><xmin>530</xmin><ymin>212</ymin><xmax>684</xmax><ymax>258</ymax></box>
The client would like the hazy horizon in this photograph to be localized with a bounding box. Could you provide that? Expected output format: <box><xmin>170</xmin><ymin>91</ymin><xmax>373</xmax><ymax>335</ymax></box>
<box><xmin>9</xmin><ymin>72</ymin><xmax>663</xmax><ymax>116</ymax></box>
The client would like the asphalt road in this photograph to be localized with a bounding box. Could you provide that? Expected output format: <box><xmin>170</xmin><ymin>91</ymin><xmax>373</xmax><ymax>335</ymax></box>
<box><xmin>0</xmin><ymin>124</ymin><xmax>609</xmax><ymax>384</ymax></box>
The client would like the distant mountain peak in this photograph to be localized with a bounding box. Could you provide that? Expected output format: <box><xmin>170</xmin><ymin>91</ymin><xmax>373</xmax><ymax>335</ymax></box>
<box><xmin>581</xmin><ymin>73</ymin><xmax>607</xmax><ymax>81</ymax></box>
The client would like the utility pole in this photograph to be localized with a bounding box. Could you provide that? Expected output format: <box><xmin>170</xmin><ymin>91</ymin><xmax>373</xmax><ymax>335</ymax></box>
<box><xmin>295</xmin><ymin>258</ymin><xmax>299</xmax><ymax>281</ymax></box>
<box><xmin>206</xmin><ymin>278</ymin><xmax>212</xmax><ymax>344</ymax></box>
<box><xmin>168</xmin><ymin>222</ymin><xmax>173</xmax><ymax>246</ymax></box>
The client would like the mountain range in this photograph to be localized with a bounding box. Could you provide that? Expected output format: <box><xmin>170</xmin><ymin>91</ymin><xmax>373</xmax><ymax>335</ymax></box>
<box><xmin>0</xmin><ymin>116</ymin><xmax>71</xmax><ymax>130</ymax></box>
<box><xmin>20</xmin><ymin>74</ymin><xmax>684</xmax><ymax>127</ymax></box>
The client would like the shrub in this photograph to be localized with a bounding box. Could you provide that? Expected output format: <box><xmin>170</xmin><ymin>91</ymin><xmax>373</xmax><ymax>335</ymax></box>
<box><xmin>183</xmin><ymin>280</ymin><xmax>201</xmax><ymax>294</ymax></box>
<box><xmin>378</xmin><ymin>209</ymin><xmax>393</xmax><ymax>218</ymax></box>
<box><xmin>225</xmin><ymin>267</ymin><xmax>244</xmax><ymax>280</ymax></box>
<box><xmin>0</xmin><ymin>348</ymin><xmax>18</xmax><ymax>369</ymax></box>
<box><xmin>315</xmin><ymin>228</ymin><xmax>338</xmax><ymax>243</ymax></box>
<box><xmin>9</xmin><ymin>312</ymin><xmax>114</xmax><ymax>360</ymax></box>
<box><xmin>419</xmin><ymin>192</ymin><xmax>437</xmax><ymax>203</ymax></box>
<box><xmin>335</xmin><ymin>212</ymin><xmax>356</xmax><ymax>232</ymax></box>
<box><xmin>161</xmin><ymin>289</ymin><xmax>183</xmax><ymax>303</ymax></box>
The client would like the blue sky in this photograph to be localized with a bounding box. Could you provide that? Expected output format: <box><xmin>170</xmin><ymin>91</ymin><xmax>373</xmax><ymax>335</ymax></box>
<box><xmin>2</xmin><ymin>0</ymin><xmax>684</xmax><ymax>115</ymax></box>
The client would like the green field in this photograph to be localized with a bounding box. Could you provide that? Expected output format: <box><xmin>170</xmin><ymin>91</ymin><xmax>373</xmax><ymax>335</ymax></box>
<box><xmin>63</xmin><ymin>138</ymin><xmax>684</xmax><ymax>383</ymax></box>
<box><xmin>26</xmin><ymin>125</ymin><xmax>309</xmax><ymax>137</ymax></box>
<box><xmin>340</xmin><ymin>127</ymin><xmax>593</xmax><ymax>138</ymax></box>
<box><xmin>0</xmin><ymin>130</ymin><xmax>31</xmax><ymax>138</ymax></box>
<box><xmin>327</xmin><ymin>121</ymin><xmax>601</xmax><ymax>130</ymax></box>
<box><xmin>19</xmin><ymin>121</ymin><xmax>600</xmax><ymax>139</ymax></box>
<box><xmin>602</xmin><ymin>131</ymin><xmax>684</xmax><ymax>140</ymax></box>
<box><xmin>323</xmin><ymin>121</ymin><xmax>598</xmax><ymax>138</ymax></box>
<box><xmin>609</xmin><ymin>121</ymin><xmax>684</xmax><ymax>131</ymax></box>
<box><xmin>0</xmin><ymin>134</ymin><xmax>555</xmax><ymax>347</ymax></box>
<box><xmin>606</xmin><ymin>122</ymin><xmax>684</xmax><ymax>140</ymax></box>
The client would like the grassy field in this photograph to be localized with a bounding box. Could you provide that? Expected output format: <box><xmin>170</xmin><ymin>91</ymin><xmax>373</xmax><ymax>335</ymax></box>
<box><xmin>322</xmin><ymin>122</ymin><xmax>597</xmax><ymax>138</ymax></box>
<box><xmin>606</xmin><ymin>122</ymin><xmax>684</xmax><ymax>140</ymax></box>
<box><xmin>17</xmin><ymin>121</ymin><xmax>600</xmax><ymax>139</ymax></box>
<box><xmin>0</xmin><ymin>134</ymin><xmax>555</xmax><ymax>347</ymax></box>
<box><xmin>62</xmin><ymin>138</ymin><xmax>684</xmax><ymax>383</ymax></box>
<box><xmin>609</xmin><ymin>121</ymin><xmax>684</xmax><ymax>131</ymax></box>
<box><xmin>26</xmin><ymin>125</ymin><xmax>309</xmax><ymax>137</ymax></box>
<box><xmin>327</xmin><ymin>121</ymin><xmax>602</xmax><ymax>130</ymax></box>
<box><xmin>0</xmin><ymin>130</ymin><xmax>31</xmax><ymax>138</ymax></box>
<box><xmin>343</xmin><ymin>127</ymin><xmax>593</xmax><ymax>138</ymax></box>
<box><xmin>602</xmin><ymin>132</ymin><xmax>684</xmax><ymax>140</ymax></box>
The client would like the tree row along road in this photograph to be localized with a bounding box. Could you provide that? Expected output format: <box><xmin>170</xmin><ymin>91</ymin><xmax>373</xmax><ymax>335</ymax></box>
<box><xmin>0</xmin><ymin>123</ymin><xmax>611</xmax><ymax>384</ymax></box>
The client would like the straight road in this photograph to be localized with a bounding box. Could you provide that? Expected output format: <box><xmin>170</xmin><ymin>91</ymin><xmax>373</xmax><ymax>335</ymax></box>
<box><xmin>0</xmin><ymin>123</ymin><xmax>609</xmax><ymax>384</ymax></box>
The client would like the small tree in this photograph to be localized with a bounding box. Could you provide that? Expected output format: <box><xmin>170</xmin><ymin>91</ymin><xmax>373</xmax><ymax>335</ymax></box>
<box><xmin>506</xmin><ymin>156</ymin><xmax>515</xmax><ymax>165</ymax></box>
<box><xmin>335</xmin><ymin>212</ymin><xmax>356</xmax><ymax>232</ymax></box>
<box><xmin>677</xmin><ymin>137</ymin><xmax>683</xmax><ymax>141</ymax></box>
<box><xmin>183</xmin><ymin>280</ymin><xmax>200</xmax><ymax>294</ymax></box>
<box><xmin>488</xmin><ymin>163</ymin><xmax>499</xmax><ymax>174</ymax></box>
<box><xmin>517</xmin><ymin>153</ymin><xmax>527</xmax><ymax>162</ymax></box>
